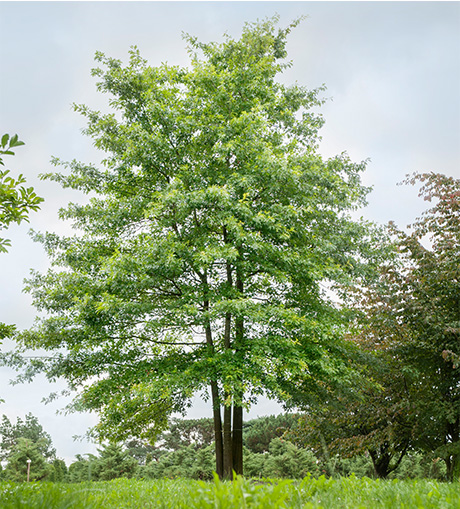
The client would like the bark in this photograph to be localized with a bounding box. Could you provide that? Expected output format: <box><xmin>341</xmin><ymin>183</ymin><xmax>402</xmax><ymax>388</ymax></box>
<box><xmin>222</xmin><ymin>249</ymin><xmax>235</xmax><ymax>479</ymax></box>
<box><xmin>445</xmin><ymin>453</ymin><xmax>460</xmax><ymax>482</ymax></box>
<box><xmin>210</xmin><ymin>380</ymin><xmax>223</xmax><ymax>479</ymax></box>
<box><xmin>232</xmin><ymin>267</ymin><xmax>244</xmax><ymax>475</ymax></box>
<box><xmin>369</xmin><ymin>448</ymin><xmax>391</xmax><ymax>479</ymax></box>
<box><xmin>232</xmin><ymin>403</ymin><xmax>243</xmax><ymax>475</ymax></box>
<box><xmin>203</xmin><ymin>271</ymin><xmax>223</xmax><ymax>478</ymax></box>
<box><xmin>223</xmin><ymin>401</ymin><xmax>233</xmax><ymax>479</ymax></box>
<box><xmin>369</xmin><ymin>440</ymin><xmax>409</xmax><ymax>479</ymax></box>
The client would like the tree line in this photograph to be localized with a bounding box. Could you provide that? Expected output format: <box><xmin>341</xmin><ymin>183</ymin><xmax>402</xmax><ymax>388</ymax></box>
<box><xmin>0</xmin><ymin>413</ymin><xmax>447</xmax><ymax>483</ymax></box>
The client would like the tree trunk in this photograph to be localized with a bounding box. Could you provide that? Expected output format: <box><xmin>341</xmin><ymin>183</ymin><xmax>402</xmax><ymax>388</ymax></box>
<box><xmin>444</xmin><ymin>420</ymin><xmax>460</xmax><ymax>482</ymax></box>
<box><xmin>445</xmin><ymin>453</ymin><xmax>460</xmax><ymax>482</ymax></box>
<box><xmin>232</xmin><ymin>267</ymin><xmax>244</xmax><ymax>476</ymax></box>
<box><xmin>369</xmin><ymin>448</ymin><xmax>391</xmax><ymax>479</ymax></box>
<box><xmin>223</xmin><ymin>401</ymin><xmax>233</xmax><ymax>479</ymax></box>
<box><xmin>222</xmin><ymin>269</ymin><xmax>233</xmax><ymax>479</ymax></box>
<box><xmin>210</xmin><ymin>381</ymin><xmax>223</xmax><ymax>479</ymax></box>
<box><xmin>203</xmin><ymin>278</ymin><xmax>223</xmax><ymax>479</ymax></box>
<box><xmin>232</xmin><ymin>403</ymin><xmax>243</xmax><ymax>475</ymax></box>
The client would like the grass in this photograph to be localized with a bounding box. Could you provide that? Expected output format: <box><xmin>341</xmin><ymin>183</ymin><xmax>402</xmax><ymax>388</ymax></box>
<box><xmin>0</xmin><ymin>475</ymin><xmax>458</xmax><ymax>508</ymax></box>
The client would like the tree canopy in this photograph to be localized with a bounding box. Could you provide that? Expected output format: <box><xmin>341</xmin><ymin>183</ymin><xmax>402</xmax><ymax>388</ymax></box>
<box><xmin>12</xmin><ymin>17</ymin><xmax>379</xmax><ymax>478</ymax></box>
<box><xmin>0</xmin><ymin>412</ymin><xmax>56</xmax><ymax>462</ymax></box>
<box><xmin>294</xmin><ymin>172</ymin><xmax>460</xmax><ymax>480</ymax></box>
<box><xmin>0</xmin><ymin>413</ymin><xmax>57</xmax><ymax>482</ymax></box>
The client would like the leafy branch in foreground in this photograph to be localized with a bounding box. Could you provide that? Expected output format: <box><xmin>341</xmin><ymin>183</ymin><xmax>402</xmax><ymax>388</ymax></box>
<box><xmin>0</xmin><ymin>134</ymin><xmax>43</xmax><ymax>254</ymax></box>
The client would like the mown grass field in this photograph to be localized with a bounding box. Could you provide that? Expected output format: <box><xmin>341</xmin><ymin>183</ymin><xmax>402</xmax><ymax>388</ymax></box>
<box><xmin>0</xmin><ymin>475</ymin><xmax>458</xmax><ymax>508</ymax></box>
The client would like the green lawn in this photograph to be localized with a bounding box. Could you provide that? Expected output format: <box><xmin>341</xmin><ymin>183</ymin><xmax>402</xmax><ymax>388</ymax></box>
<box><xmin>0</xmin><ymin>475</ymin><xmax>458</xmax><ymax>508</ymax></box>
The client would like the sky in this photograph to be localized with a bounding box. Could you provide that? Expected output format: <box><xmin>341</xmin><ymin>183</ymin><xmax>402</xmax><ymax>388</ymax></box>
<box><xmin>1</xmin><ymin>1</ymin><xmax>459</xmax><ymax>464</ymax></box>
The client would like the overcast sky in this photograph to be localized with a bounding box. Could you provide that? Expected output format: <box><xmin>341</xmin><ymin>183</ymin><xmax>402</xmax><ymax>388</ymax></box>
<box><xmin>1</xmin><ymin>1</ymin><xmax>459</xmax><ymax>464</ymax></box>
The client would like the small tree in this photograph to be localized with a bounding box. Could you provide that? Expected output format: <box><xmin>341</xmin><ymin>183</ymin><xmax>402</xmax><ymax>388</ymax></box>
<box><xmin>49</xmin><ymin>458</ymin><xmax>68</xmax><ymax>482</ymax></box>
<box><xmin>67</xmin><ymin>454</ymin><xmax>96</xmax><ymax>483</ymax></box>
<box><xmin>92</xmin><ymin>443</ymin><xmax>138</xmax><ymax>480</ymax></box>
<box><xmin>262</xmin><ymin>437</ymin><xmax>320</xmax><ymax>479</ymax></box>
<box><xmin>160</xmin><ymin>418</ymin><xmax>215</xmax><ymax>451</ymax></box>
<box><xmin>0</xmin><ymin>413</ymin><xmax>56</xmax><ymax>462</ymax></box>
<box><xmin>3</xmin><ymin>438</ymin><xmax>52</xmax><ymax>482</ymax></box>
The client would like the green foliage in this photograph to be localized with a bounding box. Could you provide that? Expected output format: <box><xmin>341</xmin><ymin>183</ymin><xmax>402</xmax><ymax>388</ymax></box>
<box><xmin>12</xmin><ymin>17</ymin><xmax>380</xmax><ymax>477</ymax></box>
<box><xmin>67</xmin><ymin>454</ymin><xmax>96</xmax><ymax>483</ymax></box>
<box><xmin>0</xmin><ymin>134</ymin><xmax>43</xmax><ymax>253</ymax></box>
<box><xmin>160</xmin><ymin>418</ymin><xmax>215</xmax><ymax>451</ymax></box>
<box><xmin>333</xmin><ymin>454</ymin><xmax>375</xmax><ymax>479</ymax></box>
<box><xmin>0</xmin><ymin>413</ymin><xmax>56</xmax><ymax>462</ymax></box>
<box><xmin>244</xmin><ymin>414</ymin><xmax>301</xmax><ymax>453</ymax></box>
<box><xmin>124</xmin><ymin>438</ymin><xmax>158</xmax><ymax>465</ymax></box>
<box><xmin>0</xmin><ymin>323</ymin><xmax>16</xmax><ymax>341</ymax></box>
<box><xmin>290</xmin><ymin>172</ymin><xmax>460</xmax><ymax>481</ymax></box>
<box><xmin>287</xmin><ymin>372</ymin><xmax>412</xmax><ymax>479</ymax></box>
<box><xmin>3</xmin><ymin>438</ymin><xmax>53</xmax><ymax>482</ymax></box>
<box><xmin>140</xmin><ymin>443</ymin><xmax>215</xmax><ymax>481</ymax></box>
<box><xmin>0</xmin><ymin>414</ymin><xmax>61</xmax><ymax>483</ymax></box>
<box><xmin>387</xmin><ymin>453</ymin><xmax>447</xmax><ymax>481</ymax></box>
<box><xmin>0</xmin><ymin>476</ymin><xmax>459</xmax><ymax>508</ymax></box>
<box><xmin>92</xmin><ymin>443</ymin><xmax>138</xmax><ymax>480</ymax></box>
<box><xmin>0</xmin><ymin>134</ymin><xmax>25</xmax><ymax>163</ymax></box>
<box><xmin>49</xmin><ymin>459</ymin><xmax>68</xmax><ymax>483</ymax></box>
<box><xmin>262</xmin><ymin>438</ymin><xmax>320</xmax><ymax>479</ymax></box>
<box><xmin>67</xmin><ymin>446</ymin><xmax>139</xmax><ymax>482</ymax></box>
<box><xmin>346</xmin><ymin>173</ymin><xmax>460</xmax><ymax>481</ymax></box>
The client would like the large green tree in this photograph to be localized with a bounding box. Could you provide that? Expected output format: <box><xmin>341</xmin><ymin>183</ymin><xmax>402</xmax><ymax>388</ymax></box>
<box><xmin>383</xmin><ymin>173</ymin><xmax>460</xmax><ymax>481</ymax></box>
<box><xmin>327</xmin><ymin>172</ymin><xmax>459</xmax><ymax>481</ymax></box>
<box><xmin>13</xmin><ymin>18</ymin><xmax>377</xmax><ymax>478</ymax></box>
<box><xmin>2</xmin><ymin>438</ymin><xmax>53</xmax><ymax>482</ymax></box>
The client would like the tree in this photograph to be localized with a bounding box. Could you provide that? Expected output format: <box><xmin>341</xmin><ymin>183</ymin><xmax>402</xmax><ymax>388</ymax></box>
<box><xmin>13</xmin><ymin>17</ymin><xmax>378</xmax><ymax>479</ymax></box>
<box><xmin>262</xmin><ymin>437</ymin><xmax>320</xmax><ymax>479</ymax></box>
<box><xmin>288</xmin><ymin>370</ymin><xmax>413</xmax><ymax>479</ymax></box>
<box><xmin>142</xmin><ymin>443</ymin><xmax>215</xmax><ymax>480</ymax></box>
<box><xmin>49</xmin><ymin>458</ymin><xmax>68</xmax><ymax>482</ymax></box>
<box><xmin>0</xmin><ymin>134</ymin><xmax>43</xmax><ymax>254</ymax></box>
<box><xmin>92</xmin><ymin>443</ymin><xmax>138</xmax><ymax>480</ymax></box>
<box><xmin>160</xmin><ymin>417</ymin><xmax>215</xmax><ymax>451</ymax></box>
<box><xmin>339</xmin><ymin>172</ymin><xmax>460</xmax><ymax>481</ymax></box>
<box><xmin>3</xmin><ymin>438</ymin><xmax>53</xmax><ymax>482</ymax></box>
<box><xmin>0</xmin><ymin>413</ymin><xmax>56</xmax><ymax>463</ymax></box>
<box><xmin>67</xmin><ymin>454</ymin><xmax>96</xmax><ymax>483</ymax></box>
<box><xmin>243</xmin><ymin>413</ymin><xmax>301</xmax><ymax>454</ymax></box>
<box><xmin>124</xmin><ymin>438</ymin><xmax>158</xmax><ymax>465</ymax></box>
<box><xmin>389</xmin><ymin>173</ymin><xmax>460</xmax><ymax>481</ymax></box>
